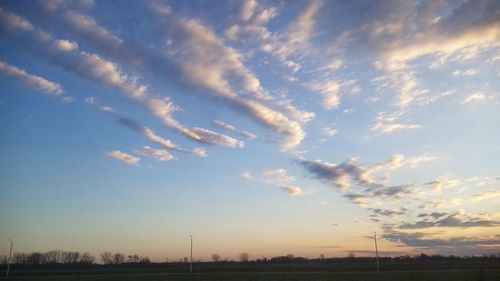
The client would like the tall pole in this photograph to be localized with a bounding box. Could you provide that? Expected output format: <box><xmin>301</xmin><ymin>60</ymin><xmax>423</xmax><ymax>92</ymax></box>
<box><xmin>6</xmin><ymin>239</ymin><xmax>13</xmax><ymax>277</ymax></box>
<box><xmin>189</xmin><ymin>235</ymin><xmax>193</xmax><ymax>273</ymax></box>
<box><xmin>374</xmin><ymin>232</ymin><xmax>380</xmax><ymax>272</ymax></box>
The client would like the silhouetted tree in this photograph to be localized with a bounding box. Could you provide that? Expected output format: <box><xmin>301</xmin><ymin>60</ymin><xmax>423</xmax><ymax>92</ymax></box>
<box><xmin>44</xmin><ymin>250</ymin><xmax>62</xmax><ymax>264</ymax></box>
<box><xmin>28</xmin><ymin>252</ymin><xmax>44</xmax><ymax>265</ymax></box>
<box><xmin>113</xmin><ymin>253</ymin><xmax>125</xmax><ymax>264</ymax></box>
<box><xmin>127</xmin><ymin>255</ymin><xmax>138</xmax><ymax>263</ymax></box>
<box><xmin>14</xmin><ymin>253</ymin><xmax>28</xmax><ymax>264</ymax></box>
<box><xmin>100</xmin><ymin>252</ymin><xmax>113</xmax><ymax>265</ymax></box>
<box><xmin>212</xmin><ymin>254</ymin><xmax>221</xmax><ymax>262</ymax></box>
<box><xmin>80</xmin><ymin>252</ymin><xmax>95</xmax><ymax>265</ymax></box>
<box><xmin>62</xmin><ymin>251</ymin><xmax>80</xmax><ymax>264</ymax></box>
<box><xmin>239</xmin><ymin>252</ymin><xmax>249</xmax><ymax>262</ymax></box>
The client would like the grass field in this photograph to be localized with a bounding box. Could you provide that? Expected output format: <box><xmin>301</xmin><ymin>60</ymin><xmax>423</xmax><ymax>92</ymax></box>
<box><xmin>0</xmin><ymin>269</ymin><xmax>500</xmax><ymax>281</ymax></box>
<box><xmin>1</xmin><ymin>269</ymin><xmax>500</xmax><ymax>281</ymax></box>
<box><xmin>2</xmin><ymin>261</ymin><xmax>500</xmax><ymax>281</ymax></box>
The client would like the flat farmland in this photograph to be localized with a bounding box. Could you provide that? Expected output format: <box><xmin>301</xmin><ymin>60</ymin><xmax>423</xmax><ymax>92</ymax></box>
<box><xmin>1</xmin><ymin>269</ymin><xmax>500</xmax><ymax>281</ymax></box>
<box><xmin>2</xmin><ymin>261</ymin><xmax>500</xmax><ymax>281</ymax></box>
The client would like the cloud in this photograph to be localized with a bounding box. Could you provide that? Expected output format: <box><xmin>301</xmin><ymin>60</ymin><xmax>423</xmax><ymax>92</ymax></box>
<box><xmin>191</xmin><ymin>127</ymin><xmax>244</xmax><ymax>148</ymax></box>
<box><xmin>225</xmin><ymin>24</ymin><xmax>240</xmax><ymax>40</ymax></box>
<box><xmin>148</xmin><ymin>1</ymin><xmax>172</xmax><ymax>17</ymax></box>
<box><xmin>417</xmin><ymin>212</ymin><xmax>448</xmax><ymax>219</ymax></box>
<box><xmin>0</xmin><ymin>60</ymin><xmax>63</xmax><ymax>96</ymax></box>
<box><xmin>472</xmin><ymin>190</ymin><xmax>500</xmax><ymax>202</ymax></box>
<box><xmin>276</xmin><ymin>0</ymin><xmax>324</xmax><ymax>58</ymax></box>
<box><xmin>371</xmin><ymin>208</ymin><xmax>405</xmax><ymax>217</ymax></box>
<box><xmin>371</xmin><ymin>111</ymin><xmax>421</xmax><ymax>133</ymax></box>
<box><xmin>240</xmin><ymin>0</ymin><xmax>257</xmax><ymax>21</ymax></box>
<box><xmin>322</xmin><ymin>126</ymin><xmax>338</xmax><ymax>138</ymax></box>
<box><xmin>398</xmin><ymin>212</ymin><xmax>500</xmax><ymax>229</ymax></box>
<box><xmin>298</xmin><ymin>158</ymin><xmax>381</xmax><ymax>190</ymax></box>
<box><xmin>0</xmin><ymin>6</ymin><xmax>33</xmax><ymax>31</ymax></box>
<box><xmin>460</xmin><ymin>91</ymin><xmax>487</xmax><ymax>104</ymax></box>
<box><xmin>383</xmin><ymin>228</ymin><xmax>500</xmax><ymax>255</ymax></box>
<box><xmin>142</xmin><ymin>127</ymin><xmax>177</xmax><ymax>150</ymax></box>
<box><xmin>381</xmin><ymin>7</ymin><xmax>500</xmax><ymax>69</ymax></box>
<box><xmin>405</xmin><ymin>155</ymin><xmax>437</xmax><ymax>168</ymax></box>
<box><xmin>54</xmin><ymin>39</ymin><xmax>78</xmax><ymax>51</ymax></box>
<box><xmin>136</xmin><ymin>146</ymin><xmax>174</xmax><ymax>161</ymax></box>
<box><xmin>372</xmin><ymin>184</ymin><xmax>416</xmax><ymax>200</ymax></box>
<box><xmin>59</xmin><ymin>96</ymin><xmax>74</xmax><ymax>104</ymax></box>
<box><xmin>63</xmin><ymin>11</ymin><xmax>123</xmax><ymax>51</ymax></box>
<box><xmin>173</xmin><ymin>18</ymin><xmax>268</xmax><ymax>100</ymax></box>
<box><xmin>452</xmin><ymin>68</ymin><xmax>478</xmax><ymax>76</ymax></box>
<box><xmin>99</xmin><ymin>106</ymin><xmax>114</xmax><ymax>113</ymax></box>
<box><xmin>117</xmin><ymin>117</ymin><xmax>206</xmax><ymax>157</ymax></box>
<box><xmin>21</xmin><ymin>7</ymin><xmax>309</xmax><ymax>150</ymax></box>
<box><xmin>244</xmin><ymin>168</ymin><xmax>303</xmax><ymax>196</ymax></box>
<box><xmin>423</xmin><ymin>177</ymin><xmax>460</xmax><ymax>193</ymax></box>
<box><xmin>261</xmin><ymin>168</ymin><xmax>303</xmax><ymax>196</ymax></box>
<box><xmin>8</xmin><ymin>20</ymin><xmax>237</xmax><ymax>148</ymax></box>
<box><xmin>83</xmin><ymin>96</ymin><xmax>95</xmax><ymax>104</ymax></box>
<box><xmin>280</xmin><ymin>185</ymin><xmax>303</xmax><ymax>196</ymax></box>
<box><xmin>213</xmin><ymin>120</ymin><xmax>257</xmax><ymax>140</ymax></box>
<box><xmin>241</xmin><ymin>170</ymin><xmax>252</xmax><ymax>180</ymax></box>
<box><xmin>305</xmin><ymin>81</ymin><xmax>341</xmax><ymax>110</ymax></box>
<box><xmin>298</xmin><ymin>155</ymin><xmax>423</xmax><ymax>206</ymax></box>
<box><xmin>191</xmin><ymin>147</ymin><xmax>207</xmax><ymax>158</ymax></box>
<box><xmin>106</xmin><ymin>150</ymin><xmax>140</xmax><ymax>165</ymax></box>
<box><xmin>374</xmin><ymin>154</ymin><xmax>436</xmax><ymax>170</ymax></box>
<box><xmin>167</xmin><ymin>17</ymin><xmax>308</xmax><ymax>149</ymax></box>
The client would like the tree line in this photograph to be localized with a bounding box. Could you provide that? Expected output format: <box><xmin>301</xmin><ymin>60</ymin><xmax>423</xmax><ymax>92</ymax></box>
<box><xmin>0</xmin><ymin>250</ymin><xmax>150</xmax><ymax>266</ymax></box>
<box><xmin>1</xmin><ymin>251</ymin><xmax>499</xmax><ymax>267</ymax></box>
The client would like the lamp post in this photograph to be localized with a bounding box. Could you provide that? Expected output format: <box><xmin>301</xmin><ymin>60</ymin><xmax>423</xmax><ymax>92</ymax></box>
<box><xmin>6</xmin><ymin>239</ymin><xmax>13</xmax><ymax>277</ymax></box>
<box><xmin>189</xmin><ymin>235</ymin><xmax>193</xmax><ymax>273</ymax></box>
<box><xmin>374</xmin><ymin>232</ymin><xmax>380</xmax><ymax>272</ymax></box>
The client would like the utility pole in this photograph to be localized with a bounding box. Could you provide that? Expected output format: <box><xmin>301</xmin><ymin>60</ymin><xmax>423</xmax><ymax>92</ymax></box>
<box><xmin>374</xmin><ymin>232</ymin><xmax>380</xmax><ymax>272</ymax></box>
<box><xmin>6</xmin><ymin>239</ymin><xmax>13</xmax><ymax>277</ymax></box>
<box><xmin>189</xmin><ymin>235</ymin><xmax>193</xmax><ymax>273</ymax></box>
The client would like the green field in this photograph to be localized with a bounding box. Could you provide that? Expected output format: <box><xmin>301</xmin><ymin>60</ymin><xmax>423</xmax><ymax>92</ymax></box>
<box><xmin>2</xmin><ymin>261</ymin><xmax>500</xmax><ymax>281</ymax></box>
<box><xmin>1</xmin><ymin>270</ymin><xmax>500</xmax><ymax>281</ymax></box>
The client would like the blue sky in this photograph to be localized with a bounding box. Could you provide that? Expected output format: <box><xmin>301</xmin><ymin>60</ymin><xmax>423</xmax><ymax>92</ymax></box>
<box><xmin>0</xmin><ymin>0</ymin><xmax>499</xmax><ymax>261</ymax></box>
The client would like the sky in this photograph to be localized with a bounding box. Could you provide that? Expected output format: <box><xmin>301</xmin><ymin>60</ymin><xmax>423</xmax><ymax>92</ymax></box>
<box><xmin>0</xmin><ymin>0</ymin><xmax>499</xmax><ymax>262</ymax></box>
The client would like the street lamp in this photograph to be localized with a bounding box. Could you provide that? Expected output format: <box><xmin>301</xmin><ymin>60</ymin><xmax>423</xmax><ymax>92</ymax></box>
<box><xmin>374</xmin><ymin>232</ymin><xmax>380</xmax><ymax>272</ymax></box>
<box><xmin>6</xmin><ymin>239</ymin><xmax>13</xmax><ymax>277</ymax></box>
<box><xmin>189</xmin><ymin>235</ymin><xmax>193</xmax><ymax>273</ymax></box>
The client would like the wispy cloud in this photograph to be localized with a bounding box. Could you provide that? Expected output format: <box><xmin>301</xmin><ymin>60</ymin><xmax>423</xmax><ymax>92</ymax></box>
<box><xmin>243</xmin><ymin>168</ymin><xmax>303</xmax><ymax>196</ymax></box>
<box><xmin>106</xmin><ymin>150</ymin><xmax>140</xmax><ymax>165</ymax></box>
<box><xmin>472</xmin><ymin>190</ymin><xmax>500</xmax><ymax>202</ymax></box>
<box><xmin>241</xmin><ymin>169</ymin><xmax>252</xmax><ymax>180</ymax></box>
<box><xmin>398</xmin><ymin>212</ymin><xmax>500</xmax><ymax>229</ymax></box>
<box><xmin>298</xmin><ymin>158</ymin><xmax>380</xmax><ymax>190</ymax></box>
<box><xmin>275</xmin><ymin>0</ymin><xmax>324</xmax><ymax>60</ymax></box>
<box><xmin>0</xmin><ymin>6</ymin><xmax>33</xmax><ymax>30</ymax></box>
<box><xmin>240</xmin><ymin>0</ymin><xmax>258</xmax><ymax>21</ymax></box>
<box><xmin>117</xmin><ymin>117</ymin><xmax>206</xmax><ymax>157</ymax></box>
<box><xmin>136</xmin><ymin>146</ymin><xmax>174</xmax><ymax>161</ymax></box>
<box><xmin>383</xmin><ymin>227</ymin><xmax>500</xmax><ymax>255</ymax></box>
<box><xmin>460</xmin><ymin>91</ymin><xmax>488</xmax><ymax>104</ymax></box>
<box><xmin>167</xmin><ymin>17</ymin><xmax>308</xmax><ymax>149</ymax></box>
<box><xmin>322</xmin><ymin>126</ymin><xmax>338</xmax><ymax>138</ymax></box>
<box><xmin>261</xmin><ymin>168</ymin><xmax>303</xmax><ymax>196</ymax></box>
<box><xmin>213</xmin><ymin>119</ymin><xmax>257</xmax><ymax>140</ymax></box>
<box><xmin>6</xmin><ymin>15</ymin><xmax>241</xmax><ymax>148</ymax></box>
<box><xmin>371</xmin><ymin>111</ymin><xmax>421</xmax><ymax>133</ymax></box>
<box><xmin>0</xmin><ymin>60</ymin><xmax>64</xmax><ymax>96</ymax></box>
<box><xmin>191</xmin><ymin>127</ymin><xmax>244</xmax><ymax>148</ymax></box>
